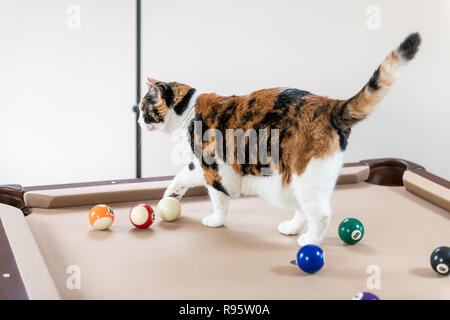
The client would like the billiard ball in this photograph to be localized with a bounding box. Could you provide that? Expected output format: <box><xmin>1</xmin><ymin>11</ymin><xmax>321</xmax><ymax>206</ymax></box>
<box><xmin>430</xmin><ymin>246</ymin><xmax>449</xmax><ymax>276</ymax></box>
<box><xmin>89</xmin><ymin>204</ymin><xmax>115</xmax><ymax>230</ymax></box>
<box><xmin>352</xmin><ymin>292</ymin><xmax>380</xmax><ymax>300</ymax></box>
<box><xmin>338</xmin><ymin>218</ymin><xmax>365</xmax><ymax>245</ymax></box>
<box><xmin>129</xmin><ymin>203</ymin><xmax>155</xmax><ymax>229</ymax></box>
<box><xmin>157</xmin><ymin>197</ymin><xmax>181</xmax><ymax>222</ymax></box>
<box><xmin>296</xmin><ymin>245</ymin><xmax>324</xmax><ymax>274</ymax></box>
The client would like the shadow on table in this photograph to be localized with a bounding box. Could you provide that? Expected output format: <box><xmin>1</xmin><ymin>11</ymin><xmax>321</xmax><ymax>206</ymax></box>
<box><xmin>157</xmin><ymin>215</ymin><xmax>199</xmax><ymax>230</ymax></box>
<box><xmin>86</xmin><ymin>228</ymin><xmax>114</xmax><ymax>240</ymax></box>
<box><xmin>322</xmin><ymin>236</ymin><xmax>377</xmax><ymax>255</ymax></box>
<box><xmin>128</xmin><ymin>227</ymin><xmax>154</xmax><ymax>239</ymax></box>
<box><xmin>409</xmin><ymin>267</ymin><xmax>439</xmax><ymax>279</ymax></box>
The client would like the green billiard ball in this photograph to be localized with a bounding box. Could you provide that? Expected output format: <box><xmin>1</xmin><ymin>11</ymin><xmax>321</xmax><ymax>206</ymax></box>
<box><xmin>338</xmin><ymin>218</ymin><xmax>364</xmax><ymax>245</ymax></box>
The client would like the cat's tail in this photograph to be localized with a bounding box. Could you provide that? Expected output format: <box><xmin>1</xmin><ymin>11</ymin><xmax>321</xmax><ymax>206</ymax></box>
<box><xmin>332</xmin><ymin>32</ymin><xmax>421</xmax><ymax>129</ymax></box>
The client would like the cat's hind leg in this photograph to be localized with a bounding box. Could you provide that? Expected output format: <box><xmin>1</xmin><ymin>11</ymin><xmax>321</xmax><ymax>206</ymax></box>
<box><xmin>294</xmin><ymin>194</ymin><xmax>332</xmax><ymax>246</ymax></box>
<box><xmin>291</xmin><ymin>152</ymin><xmax>343</xmax><ymax>246</ymax></box>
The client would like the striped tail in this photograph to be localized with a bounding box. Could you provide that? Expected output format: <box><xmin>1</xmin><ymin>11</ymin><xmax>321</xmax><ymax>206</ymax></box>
<box><xmin>332</xmin><ymin>32</ymin><xmax>421</xmax><ymax>129</ymax></box>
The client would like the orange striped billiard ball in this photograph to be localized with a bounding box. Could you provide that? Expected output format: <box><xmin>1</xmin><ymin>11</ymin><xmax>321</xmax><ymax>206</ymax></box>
<box><xmin>89</xmin><ymin>204</ymin><xmax>115</xmax><ymax>230</ymax></box>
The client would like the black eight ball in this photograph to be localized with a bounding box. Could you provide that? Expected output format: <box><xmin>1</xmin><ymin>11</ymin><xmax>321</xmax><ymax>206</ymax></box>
<box><xmin>430</xmin><ymin>246</ymin><xmax>450</xmax><ymax>276</ymax></box>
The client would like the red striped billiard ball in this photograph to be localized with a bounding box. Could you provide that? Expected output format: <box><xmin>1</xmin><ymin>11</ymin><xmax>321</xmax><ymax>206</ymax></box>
<box><xmin>129</xmin><ymin>204</ymin><xmax>155</xmax><ymax>229</ymax></box>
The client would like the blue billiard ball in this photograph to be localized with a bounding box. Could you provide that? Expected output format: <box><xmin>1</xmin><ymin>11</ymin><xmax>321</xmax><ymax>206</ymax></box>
<box><xmin>352</xmin><ymin>292</ymin><xmax>380</xmax><ymax>300</ymax></box>
<box><xmin>296</xmin><ymin>245</ymin><xmax>324</xmax><ymax>274</ymax></box>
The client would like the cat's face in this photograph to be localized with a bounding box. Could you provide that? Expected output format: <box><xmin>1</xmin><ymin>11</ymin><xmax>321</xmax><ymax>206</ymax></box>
<box><xmin>139</xmin><ymin>77</ymin><xmax>196</xmax><ymax>131</ymax></box>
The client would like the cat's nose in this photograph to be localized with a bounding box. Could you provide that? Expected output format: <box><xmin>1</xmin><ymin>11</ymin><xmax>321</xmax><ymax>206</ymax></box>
<box><xmin>138</xmin><ymin>114</ymin><xmax>145</xmax><ymax>127</ymax></box>
<box><xmin>138</xmin><ymin>112</ymin><xmax>145</xmax><ymax>127</ymax></box>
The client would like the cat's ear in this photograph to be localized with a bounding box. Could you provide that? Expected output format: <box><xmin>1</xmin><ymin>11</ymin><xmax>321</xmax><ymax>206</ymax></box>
<box><xmin>146</xmin><ymin>77</ymin><xmax>159</xmax><ymax>87</ymax></box>
<box><xmin>145</xmin><ymin>77</ymin><xmax>161</xmax><ymax>103</ymax></box>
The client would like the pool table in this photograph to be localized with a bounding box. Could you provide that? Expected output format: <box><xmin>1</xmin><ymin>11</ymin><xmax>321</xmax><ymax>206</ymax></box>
<box><xmin>0</xmin><ymin>158</ymin><xmax>449</xmax><ymax>300</ymax></box>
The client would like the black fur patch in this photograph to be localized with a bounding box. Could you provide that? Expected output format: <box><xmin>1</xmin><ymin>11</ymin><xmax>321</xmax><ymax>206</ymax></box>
<box><xmin>398</xmin><ymin>32</ymin><xmax>421</xmax><ymax>61</ymax></box>
<box><xmin>260</xmin><ymin>109</ymin><xmax>288</xmax><ymax>128</ymax></box>
<box><xmin>217</xmin><ymin>101</ymin><xmax>237</xmax><ymax>130</ymax></box>
<box><xmin>188</xmin><ymin>162</ymin><xmax>195</xmax><ymax>170</ymax></box>
<box><xmin>210</xmin><ymin>162</ymin><xmax>218</xmax><ymax>171</ymax></box>
<box><xmin>156</xmin><ymin>83</ymin><xmax>174</xmax><ymax>107</ymax></box>
<box><xmin>188</xmin><ymin>119</ymin><xmax>195</xmax><ymax>152</ymax></box>
<box><xmin>212</xmin><ymin>180</ymin><xmax>230</xmax><ymax>196</ymax></box>
<box><xmin>188</xmin><ymin>113</ymin><xmax>205</xmax><ymax>155</ymax></box>
<box><xmin>337</xmin><ymin>128</ymin><xmax>351</xmax><ymax>151</ymax></box>
<box><xmin>242</xmin><ymin>110</ymin><xmax>256</xmax><ymax>123</ymax></box>
<box><xmin>330</xmin><ymin>105</ymin><xmax>352</xmax><ymax>151</ymax></box>
<box><xmin>312</xmin><ymin>105</ymin><xmax>327</xmax><ymax>121</ymax></box>
<box><xmin>174</xmin><ymin>88</ymin><xmax>196</xmax><ymax>115</ymax></box>
<box><xmin>188</xmin><ymin>113</ymin><xmax>220</xmax><ymax>167</ymax></box>
<box><xmin>248</xmin><ymin>98</ymin><xmax>257</xmax><ymax>107</ymax></box>
<box><xmin>274</xmin><ymin>88</ymin><xmax>310</xmax><ymax>110</ymax></box>
<box><xmin>215</xmin><ymin>100</ymin><xmax>238</xmax><ymax>161</ymax></box>
<box><xmin>143</xmin><ymin>107</ymin><xmax>164</xmax><ymax>124</ymax></box>
<box><xmin>367</xmin><ymin>66</ymin><xmax>380</xmax><ymax>91</ymax></box>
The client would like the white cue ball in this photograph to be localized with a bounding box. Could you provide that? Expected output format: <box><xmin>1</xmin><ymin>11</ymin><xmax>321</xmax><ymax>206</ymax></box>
<box><xmin>157</xmin><ymin>197</ymin><xmax>181</xmax><ymax>222</ymax></box>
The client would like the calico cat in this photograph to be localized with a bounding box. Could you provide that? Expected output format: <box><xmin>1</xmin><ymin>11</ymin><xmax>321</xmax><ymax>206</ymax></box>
<box><xmin>139</xmin><ymin>33</ymin><xmax>421</xmax><ymax>246</ymax></box>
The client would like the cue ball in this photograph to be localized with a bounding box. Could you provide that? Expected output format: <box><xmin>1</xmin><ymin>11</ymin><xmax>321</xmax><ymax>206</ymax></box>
<box><xmin>129</xmin><ymin>203</ymin><xmax>155</xmax><ymax>229</ymax></box>
<box><xmin>89</xmin><ymin>204</ymin><xmax>115</xmax><ymax>230</ymax></box>
<box><xmin>352</xmin><ymin>292</ymin><xmax>380</xmax><ymax>300</ymax></box>
<box><xmin>338</xmin><ymin>218</ymin><xmax>365</xmax><ymax>245</ymax></box>
<box><xmin>157</xmin><ymin>197</ymin><xmax>181</xmax><ymax>222</ymax></box>
<box><xmin>430</xmin><ymin>246</ymin><xmax>450</xmax><ymax>276</ymax></box>
<box><xmin>296</xmin><ymin>245</ymin><xmax>325</xmax><ymax>274</ymax></box>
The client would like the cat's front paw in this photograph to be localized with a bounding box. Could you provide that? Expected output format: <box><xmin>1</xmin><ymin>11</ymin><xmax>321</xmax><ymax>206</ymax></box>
<box><xmin>278</xmin><ymin>220</ymin><xmax>306</xmax><ymax>235</ymax></box>
<box><xmin>163</xmin><ymin>187</ymin><xmax>185</xmax><ymax>200</ymax></box>
<box><xmin>297</xmin><ymin>233</ymin><xmax>322</xmax><ymax>247</ymax></box>
<box><xmin>201</xmin><ymin>214</ymin><xmax>225</xmax><ymax>228</ymax></box>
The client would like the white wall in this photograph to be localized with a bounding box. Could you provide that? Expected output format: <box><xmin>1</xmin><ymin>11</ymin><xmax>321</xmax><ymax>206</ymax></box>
<box><xmin>0</xmin><ymin>0</ymin><xmax>135</xmax><ymax>186</ymax></box>
<box><xmin>141</xmin><ymin>0</ymin><xmax>450</xmax><ymax>179</ymax></box>
<box><xmin>1</xmin><ymin>0</ymin><xmax>449</xmax><ymax>186</ymax></box>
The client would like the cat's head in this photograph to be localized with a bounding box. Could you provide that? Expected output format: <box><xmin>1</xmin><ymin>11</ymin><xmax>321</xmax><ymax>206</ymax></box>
<box><xmin>139</xmin><ymin>77</ymin><xmax>196</xmax><ymax>131</ymax></box>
